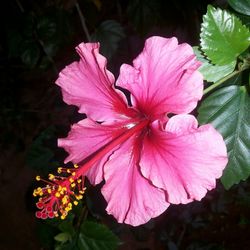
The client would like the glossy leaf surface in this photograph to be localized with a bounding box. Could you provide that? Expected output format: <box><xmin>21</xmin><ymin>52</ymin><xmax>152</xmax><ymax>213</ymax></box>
<box><xmin>91</xmin><ymin>20</ymin><xmax>125</xmax><ymax>59</ymax></box>
<box><xmin>228</xmin><ymin>0</ymin><xmax>250</xmax><ymax>16</ymax></box>
<box><xmin>193</xmin><ymin>46</ymin><xmax>236</xmax><ymax>82</ymax></box>
<box><xmin>201</xmin><ymin>5</ymin><xmax>250</xmax><ymax>65</ymax></box>
<box><xmin>198</xmin><ymin>86</ymin><xmax>250</xmax><ymax>189</ymax></box>
<box><xmin>77</xmin><ymin>221</ymin><xmax>119</xmax><ymax>250</ymax></box>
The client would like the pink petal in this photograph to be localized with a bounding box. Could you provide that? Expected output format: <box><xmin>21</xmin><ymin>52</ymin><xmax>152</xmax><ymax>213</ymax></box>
<box><xmin>102</xmin><ymin>137</ymin><xmax>169</xmax><ymax>226</ymax></box>
<box><xmin>117</xmin><ymin>36</ymin><xmax>203</xmax><ymax>118</ymax></box>
<box><xmin>140</xmin><ymin>115</ymin><xmax>228</xmax><ymax>204</ymax></box>
<box><xmin>56</xmin><ymin>42</ymin><xmax>132</xmax><ymax>122</ymax></box>
<box><xmin>58</xmin><ymin>119</ymin><xmax>128</xmax><ymax>185</ymax></box>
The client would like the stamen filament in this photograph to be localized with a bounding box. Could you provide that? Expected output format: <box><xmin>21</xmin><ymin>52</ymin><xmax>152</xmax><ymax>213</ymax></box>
<box><xmin>34</xmin><ymin>119</ymin><xmax>149</xmax><ymax>220</ymax></box>
<box><xmin>75</xmin><ymin>119</ymin><xmax>149</xmax><ymax>177</ymax></box>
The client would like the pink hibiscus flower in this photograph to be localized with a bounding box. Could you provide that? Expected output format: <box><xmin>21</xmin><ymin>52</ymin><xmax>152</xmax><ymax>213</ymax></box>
<box><xmin>34</xmin><ymin>36</ymin><xmax>228</xmax><ymax>226</ymax></box>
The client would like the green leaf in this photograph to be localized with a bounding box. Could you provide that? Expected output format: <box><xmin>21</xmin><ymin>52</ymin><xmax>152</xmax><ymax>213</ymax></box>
<box><xmin>91</xmin><ymin>20</ymin><xmax>125</xmax><ymax>59</ymax></box>
<box><xmin>37</xmin><ymin>17</ymin><xmax>57</xmax><ymax>41</ymax></box>
<box><xmin>127</xmin><ymin>0</ymin><xmax>162</xmax><ymax>34</ymax></box>
<box><xmin>58</xmin><ymin>220</ymin><xmax>75</xmax><ymax>236</ymax></box>
<box><xmin>54</xmin><ymin>233</ymin><xmax>71</xmax><ymax>243</ymax></box>
<box><xmin>55</xmin><ymin>241</ymin><xmax>78</xmax><ymax>250</ymax></box>
<box><xmin>200</xmin><ymin>5</ymin><xmax>250</xmax><ymax>65</ymax></box>
<box><xmin>237</xmin><ymin>13</ymin><xmax>250</xmax><ymax>28</ymax></box>
<box><xmin>228</xmin><ymin>0</ymin><xmax>250</xmax><ymax>16</ymax></box>
<box><xmin>77</xmin><ymin>221</ymin><xmax>119</xmax><ymax>250</ymax></box>
<box><xmin>21</xmin><ymin>41</ymin><xmax>41</xmax><ymax>67</ymax></box>
<box><xmin>198</xmin><ymin>86</ymin><xmax>250</xmax><ymax>189</ymax></box>
<box><xmin>193</xmin><ymin>46</ymin><xmax>236</xmax><ymax>82</ymax></box>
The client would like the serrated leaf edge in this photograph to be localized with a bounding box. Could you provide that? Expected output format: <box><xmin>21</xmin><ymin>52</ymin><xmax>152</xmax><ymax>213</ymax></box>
<box><xmin>200</xmin><ymin>5</ymin><xmax>250</xmax><ymax>65</ymax></box>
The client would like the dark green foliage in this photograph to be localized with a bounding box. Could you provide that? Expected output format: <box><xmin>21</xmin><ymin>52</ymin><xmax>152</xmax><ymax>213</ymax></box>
<box><xmin>7</xmin><ymin>8</ymin><xmax>72</xmax><ymax>68</ymax></box>
<box><xmin>228</xmin><ymin>0</ymin><xmax>250</xmax><ymax>16</ymax></box>
<box><xmin>77</xmin><ymin>221</ymin><xmax>119</xmax><ymax>250</ymax></box>
<box><xmin>91</xmin><ymin>20</ymin><xmax>125</xmax><ymax>60</ymax></box>
<box><xmin>127</xmin><ymin>0</ymin><xmax>162</xmax><ymax>34</ymax></box>
<box><xmin>198</xmin><ymin>86</ymin><xmax>250</xmax><ymax>189</ymax></box>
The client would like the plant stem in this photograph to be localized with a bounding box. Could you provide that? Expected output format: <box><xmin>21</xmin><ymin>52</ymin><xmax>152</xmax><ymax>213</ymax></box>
<box><xmin>75</xmin><ymin>1</ymin><xmax>91</xmax><ymax>42</ymax></box>
<box><xmin>16</xmin><ymin>0</ymin><xmax>24</xmax><ymax>13</ymax></box>
<box><xmin>76</xmin><ymin>206</ymin><xmax>88</xmax><ymax>230</ymax></box>
<box><xmin>203</xmin><ymin>70</ymin><xmax>241</xmax><ymax>95</ymax></box>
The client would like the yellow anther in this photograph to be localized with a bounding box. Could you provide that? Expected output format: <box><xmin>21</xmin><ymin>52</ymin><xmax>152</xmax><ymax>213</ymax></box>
<box><xmin>61</xmin><ymin>215</ymin><xmax>66</xmax><ymax>220</ymax></box>
<box><xmin>76</xmin><ymin>195</ymin><xmax>83</xmax><ymax>200</ymax></box>
<box><xmin>62</xmin><ymin>196</ymin><xmax>68</xmax><ymax>205</ymax></box>
<box><xmin>57</xmin><ymin>167</ymin><xmax>62</xmax><ymax>173</ymax></box>
<box><xmin>79</xmin><ymin>190</ymin><xmax>84</xmax><ymax>194</ymax></box>
<box><xmin>73</xmin><ymin>201</ymin><xmax>78</xmax><ymax>206</ymax></box>
<box><xmin>69</xmin><ymin>178</ymin><xmax>74</xmax><ymax>183</ymax></box>
<box><xmin>48</xmin><ymin>174</ymin><xmax>55</xmax><ymax>180</ymax></box>
<box><xmin>72</xmin><ymin>172</ymin><xmax>76</xmax><ymax>176</ymax></box>
<box><xmin>58</xmin><ymin>186</ymin><xmax>62</xmax><ymax>191</ymax></box>
<box><xmin>36</xmin><ymin>176</ymin><xmax>41</xmax><ymax>181</ymax></box>
<box><xmin>77</xmin><ymin>179</ymin><xmax>81</xmax><ymax>183</ymax></box>
<box><xmin>65</xmin><ymin>205</ymin><xmax>72</xmax><ymax>212</ymax></box>
<box><xmin>74</xmin><ymin>164</ymin><xmax>78</xmax><ymax>168</ymax></box>
<box><xmin>47</xmin><ymin>188</ymin><xmax>52</xmax><ymax>194</ymax></box>
<box><xmin>55</xmin><ymin>192</ymin><xmax>61</xmax><ymax>198</ymax></box>
<box><xmin>65</xmin><ymin>203</ymin><xmax>72</xmax><ymax>212</ymax></box>
<box><xmin>67</xmin><ymin>169</ymin><xmax>71</xmax><ymax>173</ymax></box>
<box><xmin>71</xmin><ymin>183</ymin><xmax>76</xmax><ymax>188</ymax></box>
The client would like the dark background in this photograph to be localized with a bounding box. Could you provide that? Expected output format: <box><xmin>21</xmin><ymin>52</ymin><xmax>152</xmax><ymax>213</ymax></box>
<box><xmin>1</xmin><ymin>0</ymin><xmax>250</xmax><ymax>249</ymax></box>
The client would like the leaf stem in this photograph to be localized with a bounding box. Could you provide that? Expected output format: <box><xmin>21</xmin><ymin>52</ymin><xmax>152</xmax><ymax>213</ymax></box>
<box><xmin>76</xmin><ymin>206</ymin><xmax>88</xmax><ymax>230</ymax></box>
<box><xmin>203</xmin><ymin>70</ymin><xmax>241</xmax><ymax>95</ymax></box>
